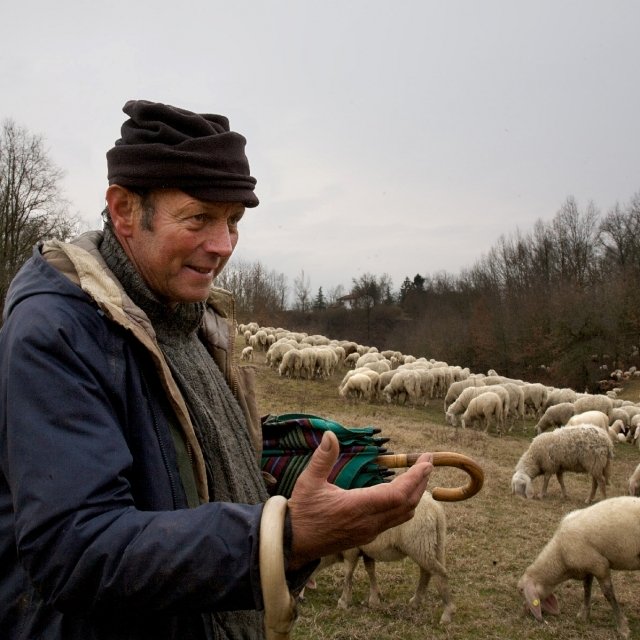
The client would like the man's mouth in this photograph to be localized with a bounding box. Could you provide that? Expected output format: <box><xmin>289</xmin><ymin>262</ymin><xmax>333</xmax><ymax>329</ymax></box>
<box><xmin>189</xmin><ymin>266</ymin><xmax>214</xmax><ymax>275</ymax></box>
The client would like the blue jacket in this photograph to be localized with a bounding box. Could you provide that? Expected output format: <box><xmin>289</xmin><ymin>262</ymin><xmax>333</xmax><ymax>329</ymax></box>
<box><xmin>0</xmin><ymin>233</ymin><xmax>268</xmax><ymax>639</ymax></box>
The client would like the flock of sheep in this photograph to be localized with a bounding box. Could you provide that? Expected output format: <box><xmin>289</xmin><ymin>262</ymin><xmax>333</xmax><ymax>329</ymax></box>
<box><xmin>238</xmin><ymin>321</ymin><xmax>640</xmax><ymax>638</ymax></box>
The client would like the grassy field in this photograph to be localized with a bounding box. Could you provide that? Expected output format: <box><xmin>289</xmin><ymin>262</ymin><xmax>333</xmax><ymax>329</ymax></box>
<box><xmin>247</xmin><ymin>339</ymin><xmax>640</xmax><ymax>640</ymax></box>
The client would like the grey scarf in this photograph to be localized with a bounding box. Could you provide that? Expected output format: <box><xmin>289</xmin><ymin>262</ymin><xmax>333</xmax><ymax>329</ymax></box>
<box><xmin>100</xmin><ymin>225</ymin><xmax>267</xmax><ymax>640</ymax></box>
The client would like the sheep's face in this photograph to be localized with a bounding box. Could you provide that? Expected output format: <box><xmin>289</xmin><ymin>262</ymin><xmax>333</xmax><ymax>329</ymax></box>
<box><xmin>445</xmin><ymin>411</ymin><xmax>458</xmax><ymax>427</ymax></box>
<box><xmin>517</xmin><ymin>574</ymin><xmax>560</xmax><ymax>622</ymax></box>
<box><xmin>511</xmin><ymin>471</ymin><xmax>534</xmax><ymax>499</ymax></box>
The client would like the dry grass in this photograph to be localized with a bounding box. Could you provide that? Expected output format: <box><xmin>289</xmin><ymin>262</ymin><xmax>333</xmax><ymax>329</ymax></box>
<box><xmin>246</xmin><ymin>340</ymin><xmax>640</xmax><ymax>639</ymax></box>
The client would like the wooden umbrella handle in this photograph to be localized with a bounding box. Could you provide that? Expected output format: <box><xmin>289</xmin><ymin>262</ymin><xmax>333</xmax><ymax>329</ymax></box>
<box><xmin>260</xmin><ymin>495</ymin><xmax>297</xmax><ymax>640</ymax></box>
<box><xmin>376</xmin><ymin>451</ymin><xmax>484</xmax><ymax>502</ymax></box>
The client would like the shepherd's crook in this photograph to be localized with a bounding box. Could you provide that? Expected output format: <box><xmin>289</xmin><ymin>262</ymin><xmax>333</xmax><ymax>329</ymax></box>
<box><xmin>260</xmin><ymin>451</ymin><xmax>484</xmax><ymax>640</ymax></box>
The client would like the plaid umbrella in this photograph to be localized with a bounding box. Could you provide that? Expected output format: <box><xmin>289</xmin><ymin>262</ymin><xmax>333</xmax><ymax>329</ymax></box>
<box><xmin>261</xmin><ymin>413</ymin><xmax>395</xmax><ymax>497</ymax></box>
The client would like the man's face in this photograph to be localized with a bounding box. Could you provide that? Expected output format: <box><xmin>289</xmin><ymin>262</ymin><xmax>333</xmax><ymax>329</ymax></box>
<box><xmin>122</xmin><ymin>189</ymin><xmax>244</xmax><ymax>306</ymax></box>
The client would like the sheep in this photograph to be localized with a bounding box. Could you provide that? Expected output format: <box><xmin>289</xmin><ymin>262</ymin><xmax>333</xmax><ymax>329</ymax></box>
<box><xmin>240</xmin><ymin>346</ymin><xmax>253</xmax><ymax>362</ymax></box>
<box><xmin>566</xmin><ymin>410</ymin><xmax>609</xmax><ymax>431</ymax></box>
<box><xmin>608</xmin><ymin>418</ymin><xmax>628</xmax><ymax>443</ymax></box>
<box><xmin>314</xmin><ymin>492</ymin><xmax>454</xmax><ymax>624</ymax></box>
<box><xmin>567</xmin><ymin>410</ymin><xmax>625</xmax><ymax>444</ymax></box>
<box><xmin>460</xmin><ymin>391</ymin><xmax>505</xmax><ymax>433</ymax></box>
<box><xmin>382</xmin><ymin>369</ymin><xmax>421</xmax><ymax>406</ymax></box>
<box><xmin>573</xmin><ymin>393</ymin><xmax>614</xmax><ymax>418</ymax></box>
<box><xmin>544</xmin><ymin>387</ymin><xmax>578</xmax><ymax>409</ymax></box>
<box><xmin>443</xmin><ymin>377</ymin><xmax>485</xmax><ymax>412</ymax></box>
<box><xmin>518</xmin><ymin>496</ymin><xmax>640</xmax><ymax>638</ymax></box>
<box><xmin>445</xmin><ymin>385</ymin><xmax>510</xmax><ymax>427</ymax></box>
<box><xmin>362</xmin><ymin>359</ymin><xmax>391</xmax><ymax>375</ymax></box>
<box><xmin>510</xmin><ymin>425</ymin><xmax>613</xmax><ymax>504</ymax></box>
<box><xmin>265</xmin><ymin>341</ymin><xmax>296</xmax><ymax>369</ymax></box>
<box><xmin>338</xmin><ymin>373</ymin><xmax>373</xmax><ymax>402</ymax></box>
<box><xmin>278</xmin><ymin>348</ymin><xmax>303</xmax><ymax>378</ymax></box>
<box><xmin>344</xmin><ymin>352</ymin><xmax>360</xmax><ymax>369</ymax></box>
<box><xmin>339</xmin><ymin>368</ymin><xmax>381</xmax><ymax>401</ymax></box>
<box><xmin>355</xmin><ymin>352</ymin><xmax>385</xmax><ymax>368</ymax></box>
<box><xmin>521</xmin><ymin>382</ymin><xmax>548</xmax><ymax>418</ymax></box>
<box><xmin>534</xmin><ymin>402</ymin><xmax>576</xmax><ymax>434</ymax></box>
<box><xmin>628</xmin><ymin>463</ymin><xmax>640</xmax><ymax>496</ymax></box>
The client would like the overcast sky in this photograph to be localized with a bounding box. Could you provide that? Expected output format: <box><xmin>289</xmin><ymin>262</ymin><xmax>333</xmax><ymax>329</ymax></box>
<box><xmin>2</xmin><ymin>1</ymin><xmax>639</xmax><ymax>297</ymax></box>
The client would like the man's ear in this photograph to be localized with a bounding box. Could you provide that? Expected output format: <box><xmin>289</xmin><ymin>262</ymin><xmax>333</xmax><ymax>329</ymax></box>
<box><xmin>105</xmin><ymin>185</ymin><xmax>138</xmax><ymax>237</ymax></box>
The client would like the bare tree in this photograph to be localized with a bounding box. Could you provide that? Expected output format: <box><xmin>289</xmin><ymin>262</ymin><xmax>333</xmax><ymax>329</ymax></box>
<box><xmin>293</xmin><ymin>269</ymin><xmax>311</xmax><ymax>312</ymax></box>
<box><xmin>0</xmin><ymin>120</ymin><xmax>77</xmax><ymax>315</ymax></box>
<box><xmin>215</xmin><ymin>258</ymin><xmax>288</xmax><ymax>321</ymax></box>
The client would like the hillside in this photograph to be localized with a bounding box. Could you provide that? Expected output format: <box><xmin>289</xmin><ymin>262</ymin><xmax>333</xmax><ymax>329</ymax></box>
<box><xmin>246</xmin><ymin>338</ymin><xmax>640</xmax><ymax>640</ymax></box>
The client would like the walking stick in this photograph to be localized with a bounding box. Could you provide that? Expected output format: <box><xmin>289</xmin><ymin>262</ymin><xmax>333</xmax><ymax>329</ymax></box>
<box><xmin>260</xmin><ymin>451</ymin><xmax>484</xmax><ymax>640</ymax></box>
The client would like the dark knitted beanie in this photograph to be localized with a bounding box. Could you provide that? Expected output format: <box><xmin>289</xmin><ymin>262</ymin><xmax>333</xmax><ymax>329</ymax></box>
<box><xmin>106</xmin><ymin>99</ymin><xmax>259</xmax><ymax>207</ymax></box>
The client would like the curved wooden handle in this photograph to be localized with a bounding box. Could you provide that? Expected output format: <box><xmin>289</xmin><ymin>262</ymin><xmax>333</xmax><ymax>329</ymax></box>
<box><xmin>376</xmin><ymin>451</ymin><xmax>484</xmax><ymax>502</ymax></box>
<box><xmin>259</xmin><ymin>495</ymin><xmax>297</xmax><ymax>640</ymax></box>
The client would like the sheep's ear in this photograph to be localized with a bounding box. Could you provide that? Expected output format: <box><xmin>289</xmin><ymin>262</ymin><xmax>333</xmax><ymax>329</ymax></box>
<box><xmin>541</xmin><ymin>593</ymin><xmax>559</xmax><ymax>615</ymax></box>
<box><xmin>522</xmin><ymin>580</ymin><xmax>544</xmax><ymax>621</ymax></box>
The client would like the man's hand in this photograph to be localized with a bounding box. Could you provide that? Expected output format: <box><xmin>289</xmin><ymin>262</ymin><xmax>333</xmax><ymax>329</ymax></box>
<box><xmin>286</xmin><ymin>431</ymin><xmax>433</xmax><ymax>570</ymax></box>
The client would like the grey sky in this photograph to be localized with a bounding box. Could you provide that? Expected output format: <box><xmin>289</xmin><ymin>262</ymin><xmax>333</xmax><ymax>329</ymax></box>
<box><xmin>2</xmin><ymin>1</ymin><xmax>639</xmax><ymax>297</ymax></box>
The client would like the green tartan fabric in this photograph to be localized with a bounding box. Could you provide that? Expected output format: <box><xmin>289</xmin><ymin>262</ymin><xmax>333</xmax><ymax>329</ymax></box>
<box><xmin>261</xmin><ymin>413</ymin><xmax>393</xmax><ymax>498</ymax></box>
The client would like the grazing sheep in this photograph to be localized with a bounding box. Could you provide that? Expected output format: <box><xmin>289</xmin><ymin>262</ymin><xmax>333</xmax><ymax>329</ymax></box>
<box><xmin>534</xmin><ymin>402</ymin><xmax>576</xmax><ymax>434</ymax></box>
<box><xmin>443</xmin><ymin>377</ymin><xmax>486</xmax><ymax>412</ymax></box>
<box><xmin>521</xmin><ymin>382</ymin><xmax>548</xmax><ymax>419</ymax></box>
<box><xmin>460</xmin><ymin>392</ymin><xmax>505</xmax><ymax>433</ymax></box>
<box><xmin>315</xmin><ymin>493</ymin><xmax>455</xmax><ymax>624</ymax></box>
<box><xmin>278</xmin><ymin>348</ymin><xmax>303</xmax><ymax>378</ymax></box>
<box><xmin>518</xmin><ymin>496</ymin><xmax>640</xmax><ymax>638</ymax></box>
<box><xmin>510</xmin><ymin>425</ymin><xmax>613</xmax><ymax>503</ymax></box>
<box><xmin>344</xmin><ymin>352</ymin><xmax>360</xmax><ymax>369</ymax></box>
<box><xmin>445</xmin><ymin>385</ymin><xmax>510</xmax><ymax>427</ymax></box>
<box><xmin>338</xmin><ymin>373</ymin><xmax>373</xmax><ymax>402</ymax></box>
<box><xmin>362</xmin><ymin>359</ymin><xmax>391</xmax><ymax>375</ymax></box>
<box><xmin>339</xmin><ymin>368</ymin><xmax>381</xmax><ymax>401</ymax></box>
<box><xmin>240</xmin><ymin>346</ymin><xmax>253</xmax><ymax>362</ymax></box>
<box><xmin>382</xmin><ymin>369</ymin><xmax>421</xmax><ymax>406</ymax></box>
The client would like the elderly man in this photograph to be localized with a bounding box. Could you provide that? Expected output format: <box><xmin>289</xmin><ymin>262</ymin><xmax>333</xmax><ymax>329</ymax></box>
<box><xmin>0</xmin><ymin>100</ymin><xmax>432</xmax><ymax>640</ymax></box>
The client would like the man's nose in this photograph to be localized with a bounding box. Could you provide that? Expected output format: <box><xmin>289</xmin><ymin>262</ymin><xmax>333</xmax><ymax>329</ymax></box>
<box><xmin>202</xmin><ymin>222</ymin><xmax>233</xmax><ymax>255</ymax></box>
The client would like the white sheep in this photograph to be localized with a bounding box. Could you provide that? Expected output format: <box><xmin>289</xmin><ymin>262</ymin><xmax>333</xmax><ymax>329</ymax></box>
<box><xmin>338</xmin><ymin>373</ymin><xmax>373</xmax><ymax>402</ymax></box>
<box><xmin>240</xmin><ymin>346</ymin><xmax>253</xmax><ymax>362</ymax></box>
<box><xmin>382</xmin><ymin>369</ymin><xmax>421</xmax><ymax>406</ymax></box>
<box><xmin>443</xmin><ymin>377</ymin><xmax>486</xmax><ymax>412</ymax></box>
<box><xmin>521</xmin><ymin>382</ymin><xmax>548</xmax><ymax>419</ymax></box>
<box><xmin>544</xmin><ymin>387</ymin><xmax>578</xmax><ymax>409</ymax></box>
<box><xmin>518</xmin><ymin>496</ymin><xmax>640</xmax><ymax>638</ymax></box>
<box><xmin>566</xmin><ymin>410</ymin><xmax>609</xmax><ymax>431</ymax></box>
<box><xmin>314</xmin><ymin>492</ymin><xmax>455</xmax><ymax>624</ymax></box>
<box><xmin>510</xmin><ymin>425</ymin><xmax>613</xmax><ymax>503</ymax></box>
<box><xmin>534</xmin><ymin>402</ymin><xmax>576</xmax><ymax>434</ymax></box>
<box><xmin>278</xmin><ymin>348</ymin><xmax>303</xmax><ymax>378</ymax></box>
<box><xmin>445</xmin><ymin>385</ymin><xmax>510</xmax><ymax>427</ymax></box>
<box><xmin>460</xmin><ymin>392</ymin><xmax>505</xmax><ymax>433</ymax></box>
